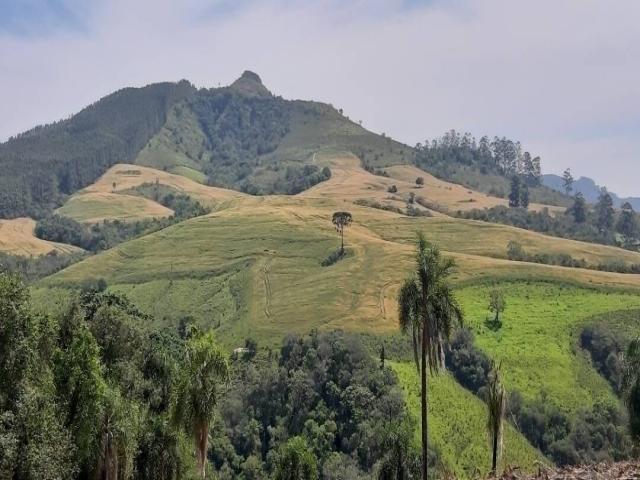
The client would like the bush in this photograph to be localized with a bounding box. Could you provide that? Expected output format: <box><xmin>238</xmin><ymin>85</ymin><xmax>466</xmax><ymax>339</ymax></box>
<box><xmin>387</xmin><ymin>185</ymin><xmax>398</xmax><ymax>194</ymax></box>
<box><xmin>321</xmin><ymin>249</ymin><xmax>347</xmax><ymax>267</ymax></box>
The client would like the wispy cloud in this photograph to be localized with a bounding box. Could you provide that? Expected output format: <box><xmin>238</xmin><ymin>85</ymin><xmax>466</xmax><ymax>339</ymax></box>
<box><xmin>0</xmin><ymin>0</ymin><xmax>638</xmax><ymax>195</ymax></box>
<box><xmin>0</xmin><ymin>0</ymin><xmax>93</xmax><ymax>36</ymax></box>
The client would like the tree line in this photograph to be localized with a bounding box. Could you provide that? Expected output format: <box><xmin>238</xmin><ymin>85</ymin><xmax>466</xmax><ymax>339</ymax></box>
<box><xmin>414</xmin><ymin>130</ymin><xmax>542</xmax><ymax>187</ymax></box>
<box><xmin>458</xmin><ymin>190</ymin><xmax>640</xmax><ymax>254</ymax></box>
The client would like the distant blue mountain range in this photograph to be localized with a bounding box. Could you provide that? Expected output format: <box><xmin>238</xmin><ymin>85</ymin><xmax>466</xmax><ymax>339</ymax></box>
<box><xmin>543</xmin><ymin>174</ymin><xmax>640</xmax><ymax>210</ymax></box>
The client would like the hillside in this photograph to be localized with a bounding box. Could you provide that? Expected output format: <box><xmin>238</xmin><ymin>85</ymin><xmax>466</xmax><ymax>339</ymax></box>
<box><xmin>31</xmin><ymin>155</ymin><xmax>640</xmax><ymax>476</ymax></box>
<box><xmin>0</xmin><ymin>71</ymin><xmax>413</xmax><ymax>220</ymax></box>
<box><xmin>0</xmin><ymin>218</ymin><xmax>82</xmax><ymax>256</ymax></box>
<box><xmin>3</xmin><ymin>75</ymin><xmax>640</xmax><ymax>479</ymax></box>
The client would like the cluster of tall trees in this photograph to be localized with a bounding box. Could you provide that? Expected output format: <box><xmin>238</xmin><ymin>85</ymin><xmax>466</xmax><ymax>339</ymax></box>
<box><xmin>414</xmin><ymin>130</ymin><xmax>542</xmax><ymax>185</ymax></box>
<box><xmin>0</xmin><ymin>275</ymin><xmax>233</xmax><ymax>479</ymax></box>
<box><xmin>459</xmin><ymin>189</ymin><xmax>640</xmax><ymax>254</ymax></box>
<box><xmin>0</xmin><ymin>274</ymin><xmax>421</xmax><ymax>479</ymax></box>
<box><xmin>211</xmin><ymin>330</ymin><xmax>421</xmax><ymax>479</ymax></box>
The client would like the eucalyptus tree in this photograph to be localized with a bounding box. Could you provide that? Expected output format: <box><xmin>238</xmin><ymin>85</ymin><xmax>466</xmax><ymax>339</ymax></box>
<box><xmin>174</xmin><ymin>331</ymin><xmax>229</xmax><ymax>479</ymax></box>
<box><xmin>398</xmin><ymin>234</ymin><xmax>463</xmax><ymax>480</ymax></box>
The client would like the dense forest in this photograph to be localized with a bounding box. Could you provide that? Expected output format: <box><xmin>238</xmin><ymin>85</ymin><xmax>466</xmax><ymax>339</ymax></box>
<box><xmin>0</xmin><ymin>275</ymin><xmax>422</xmax><ymax>479</ymax></box>
<box><xmin>0</xmin><ymin>81</ymin><xmax>195</xmax><ymax>219</ymax></box>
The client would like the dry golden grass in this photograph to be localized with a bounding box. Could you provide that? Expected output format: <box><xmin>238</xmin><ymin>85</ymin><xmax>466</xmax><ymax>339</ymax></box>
<box><xmin>84</xmin><ymin>163</ymin><xmax>245</xmax><ymax>206</ymax></box>
<box><xmin>56</xmin><ymin>163</ymin><xmax>246</xmax><ymax>223</ymax></box>
<box><xmin>384</xmin><ymin>164</ymin><xmax>563</xmax><ymax>213</ymax></box>
<box><xmin>0</xmin><ymin>217</ymin><xmax>83</xmax><ymax>256</ymax></box>
<box><xmin>56</xmin><ymin>192</ymin><xmax>173</xmax><ymax>224</ymax></box>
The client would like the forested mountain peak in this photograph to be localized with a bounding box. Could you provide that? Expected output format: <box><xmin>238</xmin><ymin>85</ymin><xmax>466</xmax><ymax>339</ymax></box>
<box><xmin>228</xmin><ymin>70</ymin><xmax>271</xmax><ymax>97</ymax></box>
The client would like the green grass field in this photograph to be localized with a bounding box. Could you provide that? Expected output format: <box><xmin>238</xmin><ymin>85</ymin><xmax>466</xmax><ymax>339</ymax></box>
<box><xmin>458</xmin><ymin>282</ymin><xmax>640</xmax><ymax>412</ymax></box>
<box><xmin>391</xmin><ymin>362</ymin><xmax>545</xmax><ymax>479</ymax></box>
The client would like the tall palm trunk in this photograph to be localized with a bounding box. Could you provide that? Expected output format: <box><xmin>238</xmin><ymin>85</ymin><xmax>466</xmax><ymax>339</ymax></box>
<box><xmin>492</xmin><ymin>431</ymin><xmax>498</xmax><ymax>474</ymax></box>
<box><xmin>196</xmin><ymin>422</ymin><xmax>208</xmax><ymax>479</ymax></box>
<box><xmin>421</xmin><ymin>323</ymin><xmax>428</xmax><ymax>480</ymax></box>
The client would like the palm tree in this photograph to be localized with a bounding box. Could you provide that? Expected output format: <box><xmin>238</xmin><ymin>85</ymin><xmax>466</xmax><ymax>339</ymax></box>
<box><xmin>486</xmin><ymin>363</ymin><xmax>506</xmax><ymax>475</ymax></box>
<box><xmin>398</xmin><ymin>234</ymin><xmax>463</xmax><ymax>480</ymax></box>
<box><xmin>622</xmin><ymin>338</ymin><xmax>640</xmax><ymax>443</ymax></box>
<box><xmin>173</xmin><ymin>331</ymin><xmax>229</xmax><ymax>479</ymax></box>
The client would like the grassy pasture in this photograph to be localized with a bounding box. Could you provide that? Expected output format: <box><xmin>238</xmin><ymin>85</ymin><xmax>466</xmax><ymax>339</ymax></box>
<box><xmin>391</xmin><ymin>362</ymin><xmax>544</xmax><ymax>479</ymax></box>
<box><xmin>458</xmin><ymin>282</ymin><xmax>640</xmax><ymax>412</ymax></box>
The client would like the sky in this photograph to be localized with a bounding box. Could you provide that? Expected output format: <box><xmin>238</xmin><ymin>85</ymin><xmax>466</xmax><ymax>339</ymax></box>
<box><xmin>0</xmin><ymin>0</ymin><xmax>638</xmax><ymax>196</ymax></box>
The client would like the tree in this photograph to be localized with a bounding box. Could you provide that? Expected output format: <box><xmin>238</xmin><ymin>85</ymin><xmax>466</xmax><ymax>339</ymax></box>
<box><xmin>397</xmin><ymin>235</ymin><xmax>463</xmax><ymax>480</ymax></box>
<box><xmin>416</xmin><ymin>177</ymin><xmax>424</xmax><ymax>186</ymax></box>
<box><xmin>486</xmin><ymin>364</ymin><xmax>507</xmax><ymax>474</ymax></box>
<box><xmin>274</xmin><ymin>436</ymin><xmax>318</xmax><ymax>480</ymax></box>
<box><xmin>508</xmin><ymin>176</ymin><xmax>521</xmax><ymax>208</ymax></box>
<box><xmin>488</xmin><ymin>290</ymin><xmax>506</xmax><ymax>324</ymax></box>
<box><xmin>617</xmin><ymin>202</ymin><xmax>638</xmax><ymax>239</ymax></box>
<box><xmin>596</xmin><ymin>189</ymin><xmax>615</xmax><ymax>233</ymax></box>
<box><xmin>388</xmin><ymin>185</ymin><xmax>398</xmax><ymax>194</ymax></box>
<box><xmin>174</xmin><ymin>331</ymin><xmax>229</xmax><ymax>478</ymax></box>
<box><xmin>520</xmin><ymin>183</ymin><xmax>530</xmax><ymax>210</ymax></box>
<box><xmin>567</xmin><ymin>193</ymin><xmax>587</xmax><ymax>223</ymax></box>
<box><xmin>622</xmin><ymin>338</ymin><xmax>640</xmax><ymax>443</ymax></box>
<box><xmin>562</xmin><ymin>168</ymin><xmax>574</xmax><ymax>196</ymax></box>
<box><xmin>408</xmin><ymin>192</ymin><xmax>415</xmax><ymax>205</ymax></box>
<box><xmin>331</xmin><ymin>212</ymin><xmax>353</xmax><ymax>254</ymax></box>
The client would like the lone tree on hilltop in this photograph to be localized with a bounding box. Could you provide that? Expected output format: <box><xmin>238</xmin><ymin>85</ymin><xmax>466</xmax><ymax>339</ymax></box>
<box><xmin>398</xmin><ymin>234</ymin><xmax>463</xmax><ymax>480</ymax></box>
<box><xmin>332</xmin><ymin>212</ymin><xmax>352</xmax><ymax>254</ymax></box>
<box><xmin>486</xmin><ymin>363</ymin><xmax>507</xmax><ymax>475</ymax></box>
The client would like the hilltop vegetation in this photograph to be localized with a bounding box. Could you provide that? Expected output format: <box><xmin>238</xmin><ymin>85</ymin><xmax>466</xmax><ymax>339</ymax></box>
<box><xmin>0</xmin><ymin>81</ymin><xmax>195</xmax><ymax>218</ymax></box>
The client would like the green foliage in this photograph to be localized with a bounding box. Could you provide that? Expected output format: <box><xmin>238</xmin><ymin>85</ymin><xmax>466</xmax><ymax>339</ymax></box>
<box><xmin>274</xmin><ymin>436</ymin><xmax>318</xmax><ymax>480</ymax></box>
<box><xmin>414</xmin><ymin>130</ymin><xmax>562</xmax><ymax>206</ymax></box>
<box><xmin>505</xmin><ymin>241</ymin><xmax>640</xmax><ymax>274</ymax></box>
<box><xmin>35</xmin><ymin>191</ymin><xmax>209</xmax><ymax>253</ymax></box>
<box><xmin>458</xmin><ymin>201</ymin><xmax>640</xmax><ymax>252</ymax></box>
<box><xmin>173</xmin><ymin>331</ymin><xmax>229</xmax><ymax>477</ymax></box>
<box><xmin>622</xmin><ymin>338</ymin><xmax>640</xmax><ymax>442</ymax></box>
<box><xmin>212</xmin><ymin>330</ymin><xmax>417</xmax><ymax>478</ymax></box>
<box><xmin>0</xmin><ymin>250</ymin><xmax>84</xmax><ymax>282</ymax></box>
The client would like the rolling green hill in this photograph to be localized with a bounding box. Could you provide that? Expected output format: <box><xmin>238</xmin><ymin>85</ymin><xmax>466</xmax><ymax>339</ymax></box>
<box><xmin>4</xmin><ymin>72</ymin><xmax>640</xmax><ymax>478</ymax></box>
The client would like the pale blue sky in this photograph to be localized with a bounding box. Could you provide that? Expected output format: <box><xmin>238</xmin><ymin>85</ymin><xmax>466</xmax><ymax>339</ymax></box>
<box><xmin>0</xmin><ymin>0</ymin><xmax>638</xmax><ymax>195</ymax></box>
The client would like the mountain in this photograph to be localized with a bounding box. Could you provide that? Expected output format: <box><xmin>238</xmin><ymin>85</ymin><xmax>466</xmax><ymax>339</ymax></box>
<box><xmin>0</xmin><ymin>71</ymin><xmax>412</xmax><ymax>219</ymax></box>
<box><xmin>543</xmin><ymin>174</ymin><xmax>640</xmax><ymax>210</ymax></box>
